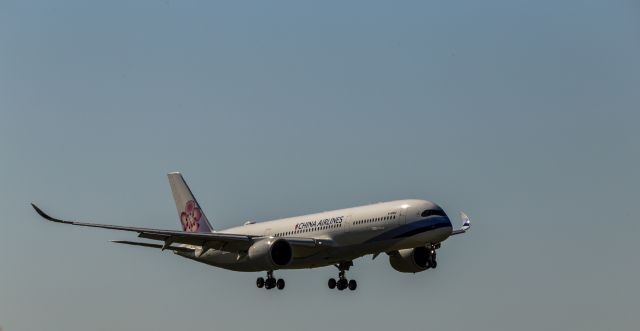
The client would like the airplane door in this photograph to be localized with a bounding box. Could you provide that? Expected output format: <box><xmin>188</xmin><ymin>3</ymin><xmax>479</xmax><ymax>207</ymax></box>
<box><xmin>397</xmin><ymin>207</ymin><xmax>408</xmax><ymax>225</ymax></box>
<box><xmin>344</xmin><ymin>214</ymin><xmax>353</xmax><ymax>233</ymax></box>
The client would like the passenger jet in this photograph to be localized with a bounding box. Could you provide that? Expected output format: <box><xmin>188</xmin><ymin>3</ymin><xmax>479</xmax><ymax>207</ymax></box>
<box><xmin>32</xmin><ymin>172</ymin><xmax>470</xmax><ymax>291</ymax></box>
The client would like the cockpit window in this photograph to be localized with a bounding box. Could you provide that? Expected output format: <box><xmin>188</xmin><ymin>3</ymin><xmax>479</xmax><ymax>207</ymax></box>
<box><xmin>421</xmin><ymin>209</ymin><xmax>446</xmax><ymax>217</ymax></box>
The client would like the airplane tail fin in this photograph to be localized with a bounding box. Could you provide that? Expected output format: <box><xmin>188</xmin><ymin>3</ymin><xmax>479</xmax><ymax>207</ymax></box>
<box><xmin>167</xmin><ymin>172</ymin><xmax>214</xmax><ymax>233</ymax></box>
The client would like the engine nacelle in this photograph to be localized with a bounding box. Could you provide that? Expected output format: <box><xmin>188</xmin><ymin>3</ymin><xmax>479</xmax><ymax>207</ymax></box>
<box><xmin>388</xmin><ymin>247</ymin><xmax>430</xmax><ymax>273</ymax></box>
<box><xmin>247</xmin><ymin>238</ymin><xmax>293</xmax><ymax>270</ymax></box>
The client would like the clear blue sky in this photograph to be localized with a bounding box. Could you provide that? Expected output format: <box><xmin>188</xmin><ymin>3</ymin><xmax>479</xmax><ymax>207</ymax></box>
<box><xmin>1</xmin><ymin>1</ymin><xmax>639</xmax><ymax>330</ymax></box>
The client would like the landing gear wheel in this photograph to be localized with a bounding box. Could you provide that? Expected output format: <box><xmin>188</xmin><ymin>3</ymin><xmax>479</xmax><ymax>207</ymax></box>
<box><xmin>337</xmin><ymin>278</ymin><xmax>348</xmax><ymax>291</ymax></box>
<box><xmin>337</xmin><ymin>281</ymin><xmax>346</xmax><ymax>291</ymax></box>
<box><xmin>330</xmin><ymin>261</ymin><xmax>355</xmax><ymax>292</ymax></box>
<box><xmin>259</xmin><ymin>270</ymin><xmax>284</xmax><ymax>290</ymax></box>
<box><xmin>265</xmin><ymin>277</ymin><xmax>276</xmax><ymax>289</ymax></box>
<box><xmin>424</xmin><ymin>244</ymin><xmax>439</xmax><ymax>271</ymax></box>
<box><xmin>328</xmin><ymin>278</ymin><xmax>337</xmax><ymax>289</ymax></box>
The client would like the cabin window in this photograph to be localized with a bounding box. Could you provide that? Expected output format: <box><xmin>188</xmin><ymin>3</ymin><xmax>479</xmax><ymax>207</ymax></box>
<box><xmin>421</xmin><ymin>209</ymin><xmax>447</xmax><ymax>217</ymax></box>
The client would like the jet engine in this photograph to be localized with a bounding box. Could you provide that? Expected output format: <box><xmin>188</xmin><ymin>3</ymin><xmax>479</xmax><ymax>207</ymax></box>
<box><xmin>248</xmin><ymin>238</ymin><xmax>293</xmax><ymax>269</ymax></box>
<box><xmin>388</xmin><ymin>247</ymin><xmax>431</xmax><ymax>273</ymax></box>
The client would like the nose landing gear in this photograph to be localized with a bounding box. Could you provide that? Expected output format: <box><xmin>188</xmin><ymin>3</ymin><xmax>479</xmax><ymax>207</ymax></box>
<box><xmin>328</xmin><ymin>261</ymin><xmax>357</xmax><ymax>291</ymax></box>
<box><xmin>256</xmin><ymin>270</ymin><xmax>285</xmax><ymax>290</ymax></box>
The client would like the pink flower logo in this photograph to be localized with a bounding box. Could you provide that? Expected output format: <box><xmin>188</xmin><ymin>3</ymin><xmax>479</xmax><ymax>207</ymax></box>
<box><xmin>180</xmin><ymin>200</ymin><xmax>202</xmax><ymax>232</ymax></box>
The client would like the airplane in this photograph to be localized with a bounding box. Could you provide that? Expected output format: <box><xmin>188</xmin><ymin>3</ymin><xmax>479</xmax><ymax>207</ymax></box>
<box><xmin>31</xmin><ymin>172</ymin><xmax>471</xmax><ymax>291</ymax></box>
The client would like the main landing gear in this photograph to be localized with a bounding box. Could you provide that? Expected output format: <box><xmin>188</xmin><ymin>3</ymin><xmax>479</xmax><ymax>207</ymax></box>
<box><xmin>328</xmin><ymin>261</ymin><xmax>357</xmax><ymax>291</ymax></box>
<box><xmin>256</xmin><ymin>270</ymin><xmax>285</xmax><ymax>290</ymax></box>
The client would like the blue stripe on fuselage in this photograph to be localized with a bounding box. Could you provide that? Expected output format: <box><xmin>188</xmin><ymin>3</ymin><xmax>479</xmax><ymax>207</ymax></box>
<box><xmin>364</xmin><ymin>216</ymin><xmax>452</xmax><ymax>243</ymax></box>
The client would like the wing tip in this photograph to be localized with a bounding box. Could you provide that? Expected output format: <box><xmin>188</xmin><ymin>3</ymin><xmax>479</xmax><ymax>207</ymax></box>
<box><xmin>31</xmin><ymin>203</ymin><xmax>70</xmax><ymax>224</ymax></box>
<box><xmin>31</xmin><ymin>203</ymin><xmax>50</xmax><ymax>219</ymax></box>
<box><xmin>460</xmin><ymin>211</ymin><xmax>471</xmax><ymax>231</ymax></box>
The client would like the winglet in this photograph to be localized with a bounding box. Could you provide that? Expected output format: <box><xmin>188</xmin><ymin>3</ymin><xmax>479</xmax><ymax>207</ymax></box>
<box><xmin>451</xmin><ymin>211</ymin><xmax>471</xmax><ymax>236</ymax></box>
<box><xmin>31</xmin><ymin>203</ymin><xmax>73</xmax><ymax>224</ymax></box>
<box><xmin>460</xmin><ymin>211</ymin><xmax>471</xmax><ymax>231</ymax></box>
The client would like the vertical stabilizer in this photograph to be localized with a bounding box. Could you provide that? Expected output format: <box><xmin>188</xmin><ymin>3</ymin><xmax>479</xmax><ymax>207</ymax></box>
<box><xmin>167</xmin><ymin>172</ymin><xmax>214</xmax><ymax>233</ymax></box>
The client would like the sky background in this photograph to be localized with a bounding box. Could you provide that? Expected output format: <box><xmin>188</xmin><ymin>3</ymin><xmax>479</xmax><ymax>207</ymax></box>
<box><xmin>1</xmin><ymin>1</ymin><xmax>639</xmax><ymax>330</ymax></box>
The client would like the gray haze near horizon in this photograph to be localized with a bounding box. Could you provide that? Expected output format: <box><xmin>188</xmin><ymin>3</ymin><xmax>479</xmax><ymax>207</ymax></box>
<box><xmin>1</xmin><ymin>1</ymin><xmax>639</xmax><ymax>330</ymax></box>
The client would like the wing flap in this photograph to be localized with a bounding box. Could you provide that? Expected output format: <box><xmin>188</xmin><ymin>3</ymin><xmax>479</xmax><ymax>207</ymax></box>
<box><xmin>111</xmin><ymin>240</ymin><xmax>195</xmax><ymax>253</ymax></box>
<box><xmin>283</xmin><ymin>237</ymin><xmax>337</xmax><ymax>247</ymax></box>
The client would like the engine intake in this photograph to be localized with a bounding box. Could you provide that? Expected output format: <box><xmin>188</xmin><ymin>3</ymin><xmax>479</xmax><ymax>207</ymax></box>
<box><xmin>389</xmin><ymin>247</ymin><xmax>430</xmax><ymax>273</ymax></box>
<box><xmin>248</xmin><ymin>238</ymin><xmax>293</xmax><ymax>269</ymax></box>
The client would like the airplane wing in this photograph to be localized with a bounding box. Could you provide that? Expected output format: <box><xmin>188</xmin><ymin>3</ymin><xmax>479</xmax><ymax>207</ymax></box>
<box><xmin>31</xmin><ymin>203</ymin><xmax>324</xmax><ymax>254</ymax></box>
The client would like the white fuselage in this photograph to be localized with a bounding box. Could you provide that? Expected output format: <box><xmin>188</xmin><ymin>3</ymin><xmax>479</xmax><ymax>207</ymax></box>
<box><xmin>181</xmin><ymin>199</ymin><xmax>453</xmax><ymax>271</ymax></box>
